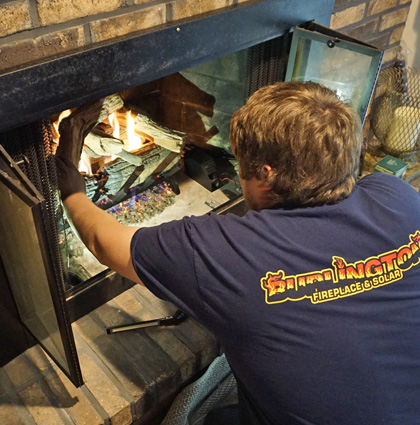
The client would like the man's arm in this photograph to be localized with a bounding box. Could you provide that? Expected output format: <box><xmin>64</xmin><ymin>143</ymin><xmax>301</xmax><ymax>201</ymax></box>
<box><xmin>56</xmin><ymin>157</ymin><xmax>143</xmax><ymax>285</ymax></box>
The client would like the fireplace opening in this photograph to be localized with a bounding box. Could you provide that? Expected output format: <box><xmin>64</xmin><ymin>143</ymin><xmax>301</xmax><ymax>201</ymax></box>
<box><xmin>0</xmin><ymin>31</ymin><xmax>293</xmax><ymax>310</ymax></box>
<box><xmin>52</xmin><ymin>35</ymin><xmax>292</xmax><ymax>291</ymax></box>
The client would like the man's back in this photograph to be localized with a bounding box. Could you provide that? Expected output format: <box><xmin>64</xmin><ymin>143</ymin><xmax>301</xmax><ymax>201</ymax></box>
<box><xmin>131</xmin><ymin>172</ymin><xmax>420</xmax><ymax>424</ymax></box>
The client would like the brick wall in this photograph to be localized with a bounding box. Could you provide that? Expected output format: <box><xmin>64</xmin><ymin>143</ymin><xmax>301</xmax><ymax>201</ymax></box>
<box><xmin>331</xmin><ymin>0</ymin><xmax>412</xmax><ymax>67</ymax></box>
<box><xmin>0</xmin><ymin>0</ymin><xmax>246</xmax><ymax>74</ymax></box>
<box><xmin>0</xmin><ymin>0</ymin><xmax>413</xmax><ymax>74</ymax></box>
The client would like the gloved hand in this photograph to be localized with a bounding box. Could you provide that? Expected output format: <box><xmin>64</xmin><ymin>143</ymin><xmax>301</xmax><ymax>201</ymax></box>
<box><xmin>55</xmin><ymin>156</ymin><xmax>86</xmax><ymax>201</ymax></box>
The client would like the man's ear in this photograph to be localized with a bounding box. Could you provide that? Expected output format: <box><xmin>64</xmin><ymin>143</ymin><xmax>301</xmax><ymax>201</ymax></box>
<box><xmin>259</xmin><ymin>164</ymin><xmax>276</xmax><ymax>189</ymax></box>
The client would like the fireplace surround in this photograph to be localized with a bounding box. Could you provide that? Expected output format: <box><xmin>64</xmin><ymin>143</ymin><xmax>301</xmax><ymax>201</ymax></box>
<box><xmin>0</xmin><ymin>0</ymin><xmax>340</xmax><ymax>385</ymax></box>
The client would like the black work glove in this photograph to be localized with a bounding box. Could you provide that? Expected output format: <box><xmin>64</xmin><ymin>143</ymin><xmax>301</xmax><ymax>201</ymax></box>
<box><xmin>55</xmin><ymin>156</ymin><xmax>86</xmax><ymax>201</ymax></box>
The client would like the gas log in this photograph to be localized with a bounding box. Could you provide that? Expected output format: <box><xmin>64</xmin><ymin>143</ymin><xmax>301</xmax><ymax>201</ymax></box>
<box><xmin>55</xmin><ymin>94</ymin><xmax>186</xmax><ymax>204</ymax></box>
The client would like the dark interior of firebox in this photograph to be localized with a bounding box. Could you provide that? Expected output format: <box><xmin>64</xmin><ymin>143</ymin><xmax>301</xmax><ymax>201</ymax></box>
<box><xmin>56</xmin><ymin>49</ymin><xmax>250</xmax><ymax>287</ymax></box>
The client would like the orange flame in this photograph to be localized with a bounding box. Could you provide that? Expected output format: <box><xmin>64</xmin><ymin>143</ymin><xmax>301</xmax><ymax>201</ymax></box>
<box><xmin>125</xmin><ymin>110</ymin><xmax>143</xmax><ymax>151</ymax></box>
<box><xmin>108</xmin><ymin>112</ymin><xmax>120</xmax><ymax>139</ymax></box>
<box><xmin>54</xmin><ymin>105</ymin><xmax>146</xmax><ymax>174</ymax></box>
<box><xmin>52</xmin><ymin>109</ymin><xmax>72</xmax><ymax>142</ymax></box>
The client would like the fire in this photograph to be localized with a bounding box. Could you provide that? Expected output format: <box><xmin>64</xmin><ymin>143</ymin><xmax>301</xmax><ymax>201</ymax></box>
<box><xmin>104</xmin><ymin>109</ymin><xmax>144</xmax><ymax>152</ymax></box>
<box><xmin>53</xmin><ymin>104</ymin><xmax>149</xmax><ymax>175</ymax></box>
<box><xmin>54</xmin><ymin>105</ymin><xmax>146</xmax><ymax>156</ymax></box>
<box><xmin>51</xmin><ymin>109</ymin><xmax>72</xmax><ymax>142</ymax></box>
<box><xmin>125</xmin><ymin>110</ymin><xmax>143</xmax><ymax>151</ymax></box>
<box><xmin>107</xmin><ymin>112</ymin><xmax>120</xmax><ymax>139</ymax></box>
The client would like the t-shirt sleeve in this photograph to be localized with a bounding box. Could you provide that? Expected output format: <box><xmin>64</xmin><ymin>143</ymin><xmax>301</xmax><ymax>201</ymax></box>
<box><xmin>130</xmin><ymin>216</ymin><xmax>206</xmax><ymax>320</ymax></box>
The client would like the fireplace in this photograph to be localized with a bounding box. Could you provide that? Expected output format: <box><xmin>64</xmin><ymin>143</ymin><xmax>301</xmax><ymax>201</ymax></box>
<box><xmin>0</xmin><ymin>0</ymin><xmax>382</xmax><ymax>386</ymax></box>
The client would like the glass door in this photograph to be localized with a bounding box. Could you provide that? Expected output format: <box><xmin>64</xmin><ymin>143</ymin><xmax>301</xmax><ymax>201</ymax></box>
<box><xmin>0</xmin><ymin>145</ymin><xmax>83</xmax><ymax>387</ymax></box>
<box><xmin>286</xmin><ymin>22</ymin><xmax>383</xmax><ymax>124</ymax></box>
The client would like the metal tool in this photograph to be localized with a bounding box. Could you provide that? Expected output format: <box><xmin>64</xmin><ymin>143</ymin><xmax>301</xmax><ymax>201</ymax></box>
<box><xmin>106</xmin><ymin>310</ymin><xmax>188</xmax><ymax>334</ymax></box>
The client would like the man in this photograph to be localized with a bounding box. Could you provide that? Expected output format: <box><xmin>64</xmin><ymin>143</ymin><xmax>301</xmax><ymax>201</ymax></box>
<box><xmin>57</xmin><ymin>81</ymin><xmax>420</xmax><ymax>425</ymax></box>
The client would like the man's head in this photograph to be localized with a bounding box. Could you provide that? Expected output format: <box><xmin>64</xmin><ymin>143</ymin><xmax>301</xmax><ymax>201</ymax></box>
<box><xmin>229</xmin><ymin>81</ymin><xmax>363</xmax><ymax>210</ymax></box>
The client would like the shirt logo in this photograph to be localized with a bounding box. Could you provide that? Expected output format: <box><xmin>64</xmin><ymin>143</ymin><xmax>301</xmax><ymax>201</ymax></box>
<box><xmin>260</xmin><ymin>231</ymin><xmax>420</xmax><ymax>304</ymax></box>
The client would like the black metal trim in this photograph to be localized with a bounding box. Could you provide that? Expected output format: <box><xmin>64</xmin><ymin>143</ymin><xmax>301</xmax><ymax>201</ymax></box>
<box><xmin>302</xmin><ymin>21</ymin><xmax>380</xmax><ymax>49</ymax></box>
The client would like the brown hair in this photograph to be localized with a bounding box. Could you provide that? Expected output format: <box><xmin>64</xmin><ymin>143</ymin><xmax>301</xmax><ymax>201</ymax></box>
<box><xmin>230</xmin><ymin>81</ymin><xmax>363</xmax><ymax>207</ymax></box>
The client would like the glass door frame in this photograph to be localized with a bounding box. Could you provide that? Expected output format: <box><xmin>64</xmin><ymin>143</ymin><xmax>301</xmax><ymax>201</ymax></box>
<box><xmin>0</xmin><ymin>146</ymin><xmax>83</xmax><ymax>387</ymax></box>
<box><xmin>286</xmin><ymin>21</ymin><xmax>384</xmax><ymax>125</ymax></box>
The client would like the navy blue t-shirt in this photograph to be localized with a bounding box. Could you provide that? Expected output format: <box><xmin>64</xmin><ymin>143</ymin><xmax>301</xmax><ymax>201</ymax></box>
<box><xmin>131</xmin><ymin>172</ymin><xmax>420</xmax><ymax>425</ymax></box>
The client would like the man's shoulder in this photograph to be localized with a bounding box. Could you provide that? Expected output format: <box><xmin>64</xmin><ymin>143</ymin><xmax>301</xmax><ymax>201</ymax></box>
<box><xmin>185</xmin><ymin>210</ymin><xmax>248</xmax><ymax>229</ymax></box>
<box><xmin>357</xmin><ymin>172</ymin><xmax>418</xmax><ymax>194</ymax></box>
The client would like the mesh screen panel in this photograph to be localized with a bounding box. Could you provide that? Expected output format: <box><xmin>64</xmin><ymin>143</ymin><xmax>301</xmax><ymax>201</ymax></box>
<box><xmin>245</xmin><ymin>31</ymin><xmax>293</xmax><ymax>99</ymax></box>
